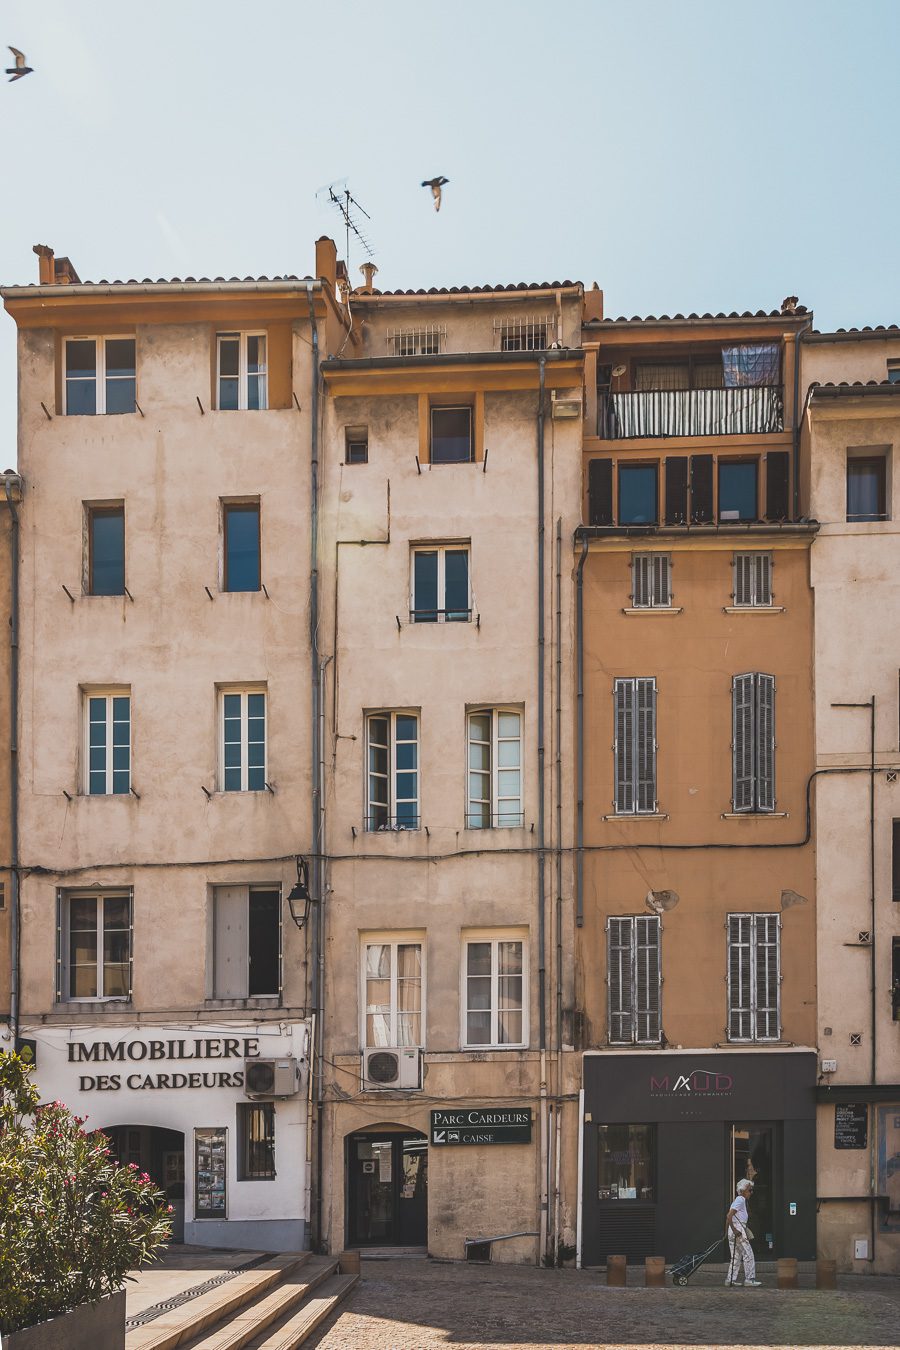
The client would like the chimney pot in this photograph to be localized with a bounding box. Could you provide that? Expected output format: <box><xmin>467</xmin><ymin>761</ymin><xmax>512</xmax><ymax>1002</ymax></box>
<box><xmin>359</xmin><ymin>262</ymin><xmax>379</xmax><ymax>294</ymax></box>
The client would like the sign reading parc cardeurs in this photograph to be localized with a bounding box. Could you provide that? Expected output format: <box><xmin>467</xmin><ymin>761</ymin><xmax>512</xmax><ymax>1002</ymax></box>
<box><xmin>67</xmin><ymin>1035</ymin><xmax>261</xmax><ymax>1093</ymax></box>
<box><xmin>430</xmin><ymin>1107</ymin><xmax>532</xmax><ymax>1146</ymax></box>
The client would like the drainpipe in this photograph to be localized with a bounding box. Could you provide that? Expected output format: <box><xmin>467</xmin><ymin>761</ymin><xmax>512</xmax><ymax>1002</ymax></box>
<box><xmin>537</xmin><ymin>357</ymin><xmax>548</xmax><ymax>1266</ymax></box>
<box><xmin>4</xmin><ymin>476</ymin><xmax>19</xmax><ymax>1042</ymax></box>
<box><xmin>554</xmin><ymin>519</ymin><xmax>563</xmax><ymax>1054</ymax></box>
<box><xmin>792</xmin><ymin>319</ymin><xmax>812</xmax><ymax>517</ymax></box>
<box><xmin>574</xmin><ymin>536</ymin><xmax>589</xmax><ymax>927</ymax></box>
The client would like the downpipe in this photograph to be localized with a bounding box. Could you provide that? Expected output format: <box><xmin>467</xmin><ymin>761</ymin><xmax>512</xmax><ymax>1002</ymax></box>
<box><xmin>4</xmin><ymin>476</ymin><xmax>20</xmax><ymax>1042</ymax></box>
<box><xmin>537</xmin><ymin>357</ymin><xmax>548</xmax><ymax>1265</ymax></box>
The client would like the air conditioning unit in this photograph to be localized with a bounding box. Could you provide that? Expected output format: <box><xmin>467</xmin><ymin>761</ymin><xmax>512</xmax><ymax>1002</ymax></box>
<box><xmin>244</xmin><ymin>1057</ymin><xmax>301</xmax><ymax>1100</ymax></box>
<box><xmin>363</xmin><ymin>1046</ymin><xmax>422</xmax><ymax>1090</ymax></box>
<box><xmin>550</xmin><ymin>391</ymin><xmax>582</xmax><ymax>420</ymax></box>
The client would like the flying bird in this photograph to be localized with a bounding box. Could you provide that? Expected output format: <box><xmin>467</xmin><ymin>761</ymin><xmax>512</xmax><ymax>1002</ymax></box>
<box><xmin>421</xmin><ymin>176</ymin><xmax>449</xmax><ymax>212</ymax></box>
<box><xmin>6</xmin><ymin>47</ymin><xmax>33</xmax><ymax>81</ymax></box>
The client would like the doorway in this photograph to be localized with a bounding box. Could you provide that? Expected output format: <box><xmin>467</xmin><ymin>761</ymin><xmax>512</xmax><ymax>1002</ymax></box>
<box><xmin>730</xmin><ymin>1123</ymin><xmax>776</xmax><ymax>1257</ymax></box>
<box><xmin>103</xmin><ymin>1124</ymin><xmax>186</xmax><ymax>1242</ymax></box>
<box><xmin>347</xmin><ymin>1130</ymin><xmax>428</xmax><ymax>1247</ymax></box>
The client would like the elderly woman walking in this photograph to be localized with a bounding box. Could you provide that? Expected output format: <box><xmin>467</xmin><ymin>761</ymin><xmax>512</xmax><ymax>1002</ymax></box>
<box><xmin>725</xmin><ymin>1178</ymin><xmax>762</xmax><ymax>1286</ymax></box>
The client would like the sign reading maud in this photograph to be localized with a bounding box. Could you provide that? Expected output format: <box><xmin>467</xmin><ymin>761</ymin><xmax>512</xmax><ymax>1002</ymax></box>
<box><xmin>67</xmin><ymin>1034</ymin><xmax>261</xmax><ymax>1092</ymax></box>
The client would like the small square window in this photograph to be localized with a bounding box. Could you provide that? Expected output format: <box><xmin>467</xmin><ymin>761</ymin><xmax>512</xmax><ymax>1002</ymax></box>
<box><xmin>733</xmin><ymin>553</ymin><xmax>773</xmax><ymax>607</ymax></box>
<box><xmin>887</xmin><ymin>363</ymin><xmax>900</xmax><ymax>386</ymax></box>
<box><xmin>719</xmin><ymin>461</ymin><xmax>759</xmax><ymax>522</ymax></box>
<box><xmin>631</xmin><ymin>553</ymin><xmax>671</xmax><ymax>607</ymax></box>
<box><xmin>65</xmin><ymin>337</ymin><xmax>135</xmax><ymax>416</ymax></box>
<box><xmin>217</xmin><ymin>332</ymin><xmax>267</xmax><ymax>410</ymax></box>
<box><xmin>847</xmin><ymin>455</ymin><xmax>888</xmax><ymax>522</ymax></box>
<box><xmin>431</xmin><ymin>406</ymin><xmax>473</xmax><ymax>464</ymax></box>
<box><xmin>411</xmin><ymin>545</ymin><xmax>470</xmax><ymax>622</ymax></box>
<box><xmin>345</xmin><ymin>427</ymin><xmax>368</xmax><ymax>465</ymax></box>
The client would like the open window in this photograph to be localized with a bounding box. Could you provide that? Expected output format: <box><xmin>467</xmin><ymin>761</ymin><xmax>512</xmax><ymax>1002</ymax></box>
<box><xmin>211</xmin><ymin>885</ymin><xmax>281</xmax><ymax>999</ymax></box>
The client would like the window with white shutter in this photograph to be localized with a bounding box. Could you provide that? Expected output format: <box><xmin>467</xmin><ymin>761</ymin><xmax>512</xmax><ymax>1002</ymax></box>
<box><xmin>727</xmin><ymin>913</ymin><xmax>780</xmax><ymax>1041</ymax></box>
<box><xmin>614</xmin><ymin>678</ymin><xmax>657</xmax><ymax>814</ymax></box>
<box><xmin>632</xmin><ymin>554</ymin><xmax>671</xmax><ymax>608</ymax></box>
<box><xmin>607</xmin><ymin>915</ymin><xmax>661</xmax><ymax>1044</ymax></box>
<box><xmin>733</xmin><ymin>553</ymin><xmax>773</xmax><ymax>607</ymax></box>
<box><xmin>731</xmin><ymin>673</ymin><xmax>775</xmax><ymax>812</ymax></box>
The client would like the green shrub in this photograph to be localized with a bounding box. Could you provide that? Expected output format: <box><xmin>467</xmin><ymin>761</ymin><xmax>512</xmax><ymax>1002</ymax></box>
<box><xmin>0</xmin><ymin>1050</ymin><xmax>172</xmax><ymax>1335</ymax></box>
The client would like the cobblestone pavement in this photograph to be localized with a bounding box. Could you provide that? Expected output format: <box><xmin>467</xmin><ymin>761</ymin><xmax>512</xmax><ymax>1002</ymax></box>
<box><xmin>307</xmin><ymin>1260</ymin><xmax>900</xmax><ymax>1349</ymax></box>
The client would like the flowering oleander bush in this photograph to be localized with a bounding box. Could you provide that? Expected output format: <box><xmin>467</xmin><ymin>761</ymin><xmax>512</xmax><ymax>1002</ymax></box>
<box><xmin>0</xmin><ymin>1050</ymin><xmax>172</xmax><ymax>1335</ymax></box>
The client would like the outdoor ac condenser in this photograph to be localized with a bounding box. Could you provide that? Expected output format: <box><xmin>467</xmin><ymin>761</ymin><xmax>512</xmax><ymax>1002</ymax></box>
<box><xmin>244</xmin><ymin>1057</ymin><xmax>300</xmax><ymax>1099</ymax></box>
<box><xmin>362</xmin><ymin>1047</ymin><xmax>422</xmax><ymax>1090</ymax></box>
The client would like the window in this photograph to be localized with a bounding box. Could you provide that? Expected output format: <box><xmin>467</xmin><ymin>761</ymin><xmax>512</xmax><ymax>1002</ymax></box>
<box><xmin>61</xmin><ymin>891</ymin><xmax>131</xmax><ymax>1001</ymax></box>
<box><xmin>597</xmin><ymin>1123</ymin><xmax>656</xmax><ymax>1201</ymax></box>
<box><xmin>222</xmin><ymin>503</ymin><xmax>260</xmax><ymax>593</ymax></box>
<box><xmin>64</xmin><ymin>337</ymin><xmax>135</xmax><ymax>415</ymax></box>
<box><xmin>618</xmin><ymin>463</ymin><xmax>658</xmax><ymax>525</ymax></box>
<box><xmin>467</xmin><ymin>708</ymin><xmax>522</xmax><ymax>828</ymax></box>
<box><xmin>411</xmin><ymin>545</ymin><xmax>470</xmax><ymax>622</ymax></box>
<box><xmin>733</xmin><ymin>552</ymin><xmax>773</xmax><ymax>607</ymax></box>
<box><xmin>496</xmin><ymin>316</ymin><xmax>551</xmax><ymax>352</ymax></box>
<box><xmin>212</xmin><ymin>885</ymin><xmax>280</xmax><ymax>998</ymax></box>
<box><xmin>431</xmin><ymin>406</ymin><xmax>473</xmax><ymax>464</ymax></box>
<box><xmin>893</xmin><ymin>820</ymin><xmax>900</xmax><ymax>901</ymax></box>
<box><xmin>887</xmin><ymin>362</ymin><xmax>900</xmax><ymax>386</ymax></box>
<box><xmin>719</xmin><ymin>460</ymin><xmax>758</xmax><ymax>521</ymax></box>
<box><xmin>219</xmin><ymin>688</ymin><xmax>266</xmax><ymax>792</ymax></box>
<box><xmin>847</xmin><ymin>455</ymin><xmax>888</xmax><ymax>522</ymax></box>
<box><xmin>86</xmin><ymin>505</ymin><xmax>125</xmax><ymax>596</ymax></box>
<box><xmin>345</xmin><ymin>427</ymin><xmax>368</xmax><ymax>464</ymax></box>
<box><xmin>607</xmin><ymin>915</ymin><xmax>660</xmax><ymax>1044</ymax></box>
<box><xmin>237</xmin><ymin>1103</ymin><xmax>275</xmax><ymax>1180</ymax></box>
<box><xmin>84</xmin><ymin>691</ymin><xmax>130</xmax><ymax>795</ymax></box>
<box><xmin>217</xmin><ymin>332</ymin><xmax>267</xmax><ymax>410</ymax></box>
<box><xmin>389</xmin><ymin>325</ymin><xmax>444</xmax><ymax>356</ymax></box>
<box><xmin>613</xmin><ymin>678</ymin><xmax>657</xmax><ymax>815</ymax></box>
<box><xmin>732</xmin><ymin>673</ymin><xmax>775</xmax><ymax>812</ymax></box>
<box><xmin>366</xmin><ymin>712</ymin><xmax>419</xmax><ymax>830</ymax></box>
<box><xmin>463</xmin><ymin>935</ymin><xmax>526</xmax><ymax>1048</ymax></box>
<box><xmin>363</xmin><ymin>939</ymin><xmax>423</xmax><ymax>1046</ymax></box>
<box><xmin>632</xmin><ymin>553</ymin><xmax>671</xmax><ymax>608</ymax></box>
<box><xmin>727</xmin><ymin>913</ymin><xmax>780</xmax><ymax>1041</ymax></box>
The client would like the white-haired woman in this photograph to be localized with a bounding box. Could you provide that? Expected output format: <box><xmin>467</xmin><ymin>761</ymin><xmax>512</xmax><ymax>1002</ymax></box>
<box><xmin>725</xmin><ymin>1178</ymin><xmax>762</xmax><ymax>1286</ymax></box>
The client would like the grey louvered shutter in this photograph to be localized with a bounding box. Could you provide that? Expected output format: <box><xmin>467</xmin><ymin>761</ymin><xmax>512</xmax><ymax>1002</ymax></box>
<box><xmin>633</xmin><ymin>555</ymin><xmax>651</xmax><ymax>607</ymax></box>
<box><xmin>634</xmin><ymin>916</ymin><xmax>661</xmax><ymax>1043</ymax></box>
<box><xmin>727</xmin><ymin>914</ymin><xmax>753</xmax><ymax>1039</ymax></box>
<box><xmin>755</xmin><ymin>674</ymin><xmax>776</xmax><ymax>811</ymax></box>
<box><xmin>734</xmin><ymin>554</ymin><xmax>752</xmax><ymax>606</ymax></box>
<box><xmin>653</xmin><ymin>554</ymin><xmax>671</xmax><ymax>606</ymax></box>
<box><xmin>614</xmin><ymin>680</ymin><xmax>635</xmax><ymax>813</ymax></box>
<box><xmin>754</xmin><ymin>914</ymin><xmax>780</xmax><ymax>1039</ymax></box>
<box><xmin>635</xmin><ymin>678</ymin><xmax>657</xmax><ymax>813</ymax></box>
<box><xmin>608</xmin><ymin>916</ymin><xmax>634</xmax><ymax>1043</ymax></box>
<box><xmin>732</xmin><ymin>674</ymin><xmax>755</xmax><ymax>811</ymax></box>
<box><xmin>754</xmin><ymin>554</ymin><xmax>772</xmax><ymax>606</ymax></box>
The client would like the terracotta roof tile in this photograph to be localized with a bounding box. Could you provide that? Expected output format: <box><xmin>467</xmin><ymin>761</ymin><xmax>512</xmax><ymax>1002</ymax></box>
<box><xmin>811</xmin><ymin>324</ymin><xmax>900</xmax><ymax>336</ymax></box>
<box><xmin>586</xmin><ymin>308</ymin><xmax>808</xmax><ymax>325</ymax></box>
<box><xmin>361</xmin><ymin>281</ymin><xmax>578</xmax><ymax>297</ymax></box>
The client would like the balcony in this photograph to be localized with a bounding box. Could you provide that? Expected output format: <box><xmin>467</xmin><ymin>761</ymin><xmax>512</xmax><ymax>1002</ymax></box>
<box><xmin>599</xmin><ymin>385</ymin><xmax>783</xmax><ymax>439</ymax></box>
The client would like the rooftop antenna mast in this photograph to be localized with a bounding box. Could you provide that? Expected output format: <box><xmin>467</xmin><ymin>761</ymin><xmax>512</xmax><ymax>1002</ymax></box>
<box><xmin>318</xmin><ymin>181</ymin><xmax>374</xmax><ymax>274</ymax></box>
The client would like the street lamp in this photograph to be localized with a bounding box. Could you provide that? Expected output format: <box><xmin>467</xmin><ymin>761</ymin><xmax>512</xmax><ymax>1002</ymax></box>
<box><xmin>287</xmin><ymin>856</ymin><xmax>317</xmax><ymax>930</ymax></box>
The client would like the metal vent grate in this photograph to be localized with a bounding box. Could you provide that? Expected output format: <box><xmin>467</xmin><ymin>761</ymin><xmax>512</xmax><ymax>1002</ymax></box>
<box><xmin>593</xmin><ymin>1206</ymin><xmax>657</xmax><ymax>1261</ymax></box>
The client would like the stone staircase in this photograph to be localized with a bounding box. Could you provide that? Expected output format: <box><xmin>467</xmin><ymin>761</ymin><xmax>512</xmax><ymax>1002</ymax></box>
<box><xmin>126</xmin><ymin>1252</ymin><xmax>357</xmax><ymax>1350</ymax></box>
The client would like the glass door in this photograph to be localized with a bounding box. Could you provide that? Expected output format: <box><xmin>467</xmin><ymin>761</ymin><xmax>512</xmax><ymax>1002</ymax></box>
<box><xmin>349</xmin><ymin>1133</ymin><xmax>428</xmax><ymax>1246</ymax></box>
<box><xmin>731</xmin><ymin>1124</ymin><xmax>775</xmax><ymax>1257</ymax></box>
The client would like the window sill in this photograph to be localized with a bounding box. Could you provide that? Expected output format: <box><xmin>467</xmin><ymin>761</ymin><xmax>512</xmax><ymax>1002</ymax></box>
<box><xmin>622</xmin><ymin>607</ymin><xmax>682</xmax><ymax>617</ymax></box>
<box><xmin>54</xmin><ymin>999</ymin><xmax>132</xmax><ymax>1011</ymax></box>
<box><xmin>602</xmin><ymin>813</ymin><xmax>669</xmax><ymax>822</ymax></box>
<box><xmin>460</xmin><ymin>1044</ymin><xmax>528</xmax><ymax>1054</ymax></box>
<box><xmin>723</xmin><ymin>605</ymin><xmax>784</xmax><ymax>615</ymax></box>
<box><xmin>205</xmin><ymin>997</ymin><xmax>281</xmax><ymax>1009</ymax></box>
<box><xmin>721</xmin><ymin>811</ymin><xmax>788</xmax><ymax>819</ymax></box>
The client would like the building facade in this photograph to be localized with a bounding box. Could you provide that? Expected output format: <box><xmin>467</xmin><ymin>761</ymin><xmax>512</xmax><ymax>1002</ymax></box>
<box><xmin>804</xmin><ymin>328</ymin><xmax>900</xmax><ymax>1272</ymax></box>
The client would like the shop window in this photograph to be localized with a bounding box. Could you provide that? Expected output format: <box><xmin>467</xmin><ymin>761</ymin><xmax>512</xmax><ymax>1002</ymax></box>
<box><xmin>58</xmin><ymin>891</ymin><xmax>132</xmax><ymax>1002</ymax></box>
<box><xmin>462</xmin><ymin>933</ymin><xmax>526</xmax><ymax>1048</ymax></box>
<box><xmin>466</xmin><ymin>708</ymin><xmax>523</xmax><ymax>828</ymax></box>
<box><xmin>217</xmin><ymin>332</ymin><xmax>267</xmax><ymax>410</ymax></box>
<box><xmin>847</xmin><ymin>453</ymin><xmax>889</xmax><ymax>522</ymax></box>
<box><xmin>85</xmin><ymin>504</ymin><xmax>125</xmax><ymax>596</ymax></box>
<box><xmin>365</xmin><ymin>711</ymin><xmax>419</xmax><ymax>830</ymax></box>
<box><xmin>597</xmin><ymin>1123</ymin><xmax>656</xmax><ymax>1201</ymax></box>
<box><xmin>607</xmin><ymin>916</ymin><xmax>660</xmax><ymax>1044</ymax></box>
<box><xmin>613</xmin><ymin>678</ymin><xmax>657</xmax><ymax>815</ymax></box>
<box><xmin>632</xmin><ymin>553</ymin><xmax>671</xmax><ymax>608</ymax></box>
<box><xmin>212</xmin><ymin>885</ymin><xmax>281</xmax><ymax>999</ymax></box>
<box><xmin>362</xmin><ymin>938</ymin><xmax>423</xmax><ymax>1047</ymax></box>
<box><xmin>430</xmin><ymin>406</ymin><xmax>473</xmax><ymax>464</ymax></box>
<box><xmin>194</xmin><ymin>1128</ymin><xmax>227</xmax><ymax>1219</ymax></box>
<box><xmin>83</xmin><ymin>689</ymin><xmax>131</xmax><ymax>796</ymax></box>
<box><xmin>221</xmin><ymin>501</ymin><xmax>260</xmax><ymax>593</ymax></box>
<box><xmin>727</xmin><ymin>913</ymin><xmax>781</xmax><ymax>1041</ymax></box>
<box><xmin>719</xmin><ymin>460</ymin><xmax>759</xmax><ymax>522</ymax></box>
<box><xmin>237</xmin><ymin>1103</ymin><xmax>276</xmax><ymax>1180</ymax></box>
<box><xmin>64</xmin><ymin>337</ymin><xmax>136</xmax><ymax>415</ymax></box>
<box><xmin>219</xmin><ymin>686</ymin><xmax>267</xmax><ymax>792</ymax></box>
<box><xmin>410</xmin><ymin>544</ymin><xmax>470</xmax><ymax>623</ymax></box>
<box><xmin>345</xmin><ymin>427</ymin><xmax>369</xmax><ymax>464</ymax></box>
<box><xmin>733</xmin><ymin>553</ymin><xmax>772</xmax><ymax>607</ymax></box>
<box><xmin>732</xmin><ymin>673</ymin><xmax>775</xmax><ymax>812</ymax></box>
<box><xmin>618</xmin><ymin>463</ymin><xmax>658</xmax><ymax>525</ymax></box>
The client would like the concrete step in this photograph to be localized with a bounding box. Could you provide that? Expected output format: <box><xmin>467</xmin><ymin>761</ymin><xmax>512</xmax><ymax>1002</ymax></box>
<box><xmin>126</xmin><ymin>1253</ymin><xmax>311</xmax><ymax>1350</ymax></box>
<box><xmin>180</xmin><ymin>1259</ymin><xmax>340</xmax><ymax>1350</ymax></box>
<box><xmin>244</xmin><ymin>1274</ymin><xmax>359</xmax><ymax>1350</ymax></box>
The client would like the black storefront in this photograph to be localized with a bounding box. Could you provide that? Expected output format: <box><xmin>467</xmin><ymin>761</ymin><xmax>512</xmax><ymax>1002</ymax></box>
<box><xmin>581</xmin><ymin>1050</ymin><xmax>816</xmax><ymax>1265</ymax></box>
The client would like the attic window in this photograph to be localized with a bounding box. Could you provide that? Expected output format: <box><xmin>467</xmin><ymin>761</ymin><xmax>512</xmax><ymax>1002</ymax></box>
<box><xmin>345</xmin><ymin>427</ymin><xmax>368</xmax><ymax>465</ymax></box>
<box><xmin>388</xmin><ymin>326</ymin><xmax>445</xmax><ymax>357</ymax></box>
<box><xmin>495</xmin><ymin>316</ymin><xmax>552</xmax><ymax>352</ymax></box>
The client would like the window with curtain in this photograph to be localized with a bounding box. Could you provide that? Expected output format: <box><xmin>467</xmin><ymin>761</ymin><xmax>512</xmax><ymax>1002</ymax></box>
<box><xmin>363</xmin><ymin>940</ymin><xmax>423</xmax><ymax>1047</ymax></box>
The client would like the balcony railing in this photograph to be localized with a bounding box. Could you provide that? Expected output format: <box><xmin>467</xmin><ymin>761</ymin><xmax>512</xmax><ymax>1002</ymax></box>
<box><xmin>599</xmin><ymin>386</ymin><xmax>783</xmax><ymax>439</ymax></box>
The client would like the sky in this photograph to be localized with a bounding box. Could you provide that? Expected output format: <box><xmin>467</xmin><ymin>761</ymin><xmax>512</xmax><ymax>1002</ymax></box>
<box><xmin>1</xmin><ymin>0</ymin><xmax>899</xmax><ymax>455</ymax></box>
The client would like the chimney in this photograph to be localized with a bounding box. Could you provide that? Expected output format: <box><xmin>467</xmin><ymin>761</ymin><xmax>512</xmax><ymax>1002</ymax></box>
<box><xmin>33</xmin><ymin>244</ymin><xmax>54</xmax><ymax>284</ymax></box>
<box><xmin>583</xmin><ymin>282</ymin><xmax>604</xmax><ymax>323</ymax></box>
<box><xmin>32</xmin><ymin>245</ymin><xmax>80</xmax><ymax>285</ymax></box>
<box><xmin>315</xmin><ymin>236</ymin><xmax>337</xmax><ymax>292</ymax></box>
<box><xmin>358</xmin><ymin>262</ymin><xmax>379</xmax><ymax>294</ymax></box>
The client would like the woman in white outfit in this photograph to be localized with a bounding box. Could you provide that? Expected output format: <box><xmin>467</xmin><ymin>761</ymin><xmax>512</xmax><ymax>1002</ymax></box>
<box><xmin>725</xmin><ymin>1178</ymin><xmax>762</xmax><ymax>1286</ymax></box>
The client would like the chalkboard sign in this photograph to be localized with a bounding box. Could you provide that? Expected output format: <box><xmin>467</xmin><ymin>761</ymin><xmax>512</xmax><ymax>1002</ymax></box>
<box><xmin>834</xmin><ymin>1103</ymin><xmax>868</xmax><ymax>1149</ymax></box>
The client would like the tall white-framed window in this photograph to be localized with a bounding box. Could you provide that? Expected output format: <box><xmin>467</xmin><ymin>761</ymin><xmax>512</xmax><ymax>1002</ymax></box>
<box><xmin>462</xmin><ymin>932</ymin><xmax>527</xmax><ymax>1048</ymax></box>
<box><xmin>58</xmin><ymin>890</ymin><xmax>132</xmax><ymax>1002</ymax></box>
<box><xmin>613</xmin><ymin>678</ymin><xmax>657</xmax><ymax>814</ymax></box>
<box><xmin>64</xmin><ymin>337</ymin><xmax>136</xmax><ymax>415</ymax></box>
<box><xmin>733</xmin><ymin>552</ymin><xmax>773</xmax><ymax>607</ymax></box>
<box><xmin>219</xmin><ymin>686</ymin><xmax>267</xmax><ymax>792</ymax></box>
<box><xmin>83</xmin><ymin>689</ymin><xmax>131</xmax><ymax>796</ymax></box>
<box><xmin>216</xmin><ymin>332</ymin><xmax>268</xmax><ymax>410</ymax></box>
<box><xmin>361</xmin><ymin>936</ymin><xmax>424</xmax><ymax>1047</ymax></box>
<box><xmin>732</xmin><ymin>673</ymin><xmax>775</xmax><ymax>812</ymax></box>
<box><xmin>727</xmin><ymin>913</ymin><xmax>780</xmax><ymax>1041</ymax></box>
<box><xmin>467</xmin><ymin>708</ymin><xmax>523</xmax><ymax>828</ymax></box>
<box><xmin>632</xmin><ymin>553</ymin><xmax>671</xmax><ymax>608</ymax></box>
<box><xmin>607</xmin><ymin>915</ymin><xmax>661</xmax><ymax>1045</ymax></box>
<box><xmin>410</xmin><ymin>544</ymin><xmax>471</xmax><ymax>623</ymax></box>
<box><xmin>365</xmin><ymin>711</ymin><xmax>419</xmax><ymax>830</ymax></box>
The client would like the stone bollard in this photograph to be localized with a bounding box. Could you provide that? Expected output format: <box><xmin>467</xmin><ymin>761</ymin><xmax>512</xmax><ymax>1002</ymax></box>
<box><xmin>777</xmin><ymin>1257</ymin><xmax>798</xmax><ymax>1289</ymax></box>
<box><xmin>339</xmin><ymin>1249</ymin><xmax>361</xmax><ymax>1275</ymax></box>
<box><xmin>816</xmin><ymin>1258</ymin><xmax>837</xmax><ymax>1290</ymax></box>
<box><xmin>606</xmin><ymin>1254</ymin><xmax>627</xmax><ymax>1286</ymax></box>
<box><xmin>645</xmin><ymin>1255</ymin><xmax>666</xmax><ymax>1287</ymax></box>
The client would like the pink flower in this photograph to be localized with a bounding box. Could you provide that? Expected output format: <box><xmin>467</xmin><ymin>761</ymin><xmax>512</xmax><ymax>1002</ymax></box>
<box><xmin>167</xmin><ymin>1205</ymin><xmax>174</xmax><ymax>1213</ymax></box>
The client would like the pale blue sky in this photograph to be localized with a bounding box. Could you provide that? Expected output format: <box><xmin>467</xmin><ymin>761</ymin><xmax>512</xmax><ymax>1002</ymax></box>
<box><xmin>1</xmin><ymin>0</ymin><xmax>898</xmax><ymax>454</ymax></box>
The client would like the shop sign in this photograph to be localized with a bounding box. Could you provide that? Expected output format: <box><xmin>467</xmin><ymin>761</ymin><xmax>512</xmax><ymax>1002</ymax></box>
<box><xmin>66</xmin><ymin>1035</ymin><xmax>261</xmax><ymax>1093</ymax></box>
<box><xmin>430</xmin><ymin>1108</ymin><xmax>532</xmax><ymax>1146</ymax></box>
<box><xmin>834</xmin><ymin>1103</ymin><xmax>868</xmax><ymax>1149</ymax></box>
<box><xmin>649</xmin><ymin>1068</ymin><xmax>734</xmax><ymax>1097</ymax></box>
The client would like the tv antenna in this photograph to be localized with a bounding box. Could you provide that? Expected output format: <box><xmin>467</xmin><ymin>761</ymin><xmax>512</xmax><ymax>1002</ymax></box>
<box><xmin>317</xmin><ymin>180</ymin><xmax>374</xmax><ymax>269</ymax></box>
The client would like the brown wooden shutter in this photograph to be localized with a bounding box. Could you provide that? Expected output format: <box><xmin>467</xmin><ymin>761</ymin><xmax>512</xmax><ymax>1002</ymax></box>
<box><xmin>588</xmin><ymin>459</ymin><xmax>613</xmax><ymax>526</ymax></box>
<box><xmin>765</xmin><ymin>451</ymin><xmax>791</xmax><ymax>521</ymax></box>
<box><xmin>690</xmin><ymin>454</ymin><xmax>714</xmax><ymax>523</ymax></box>
<box><xmin>665</xmin><ymin>456</ymin><xmax>689</xmax><ymax>524</ymax></box>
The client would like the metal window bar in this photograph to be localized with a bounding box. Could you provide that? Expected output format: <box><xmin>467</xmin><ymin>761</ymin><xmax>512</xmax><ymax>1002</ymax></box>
<box><xmin>243</xmin><ymin>1104</ymin><xmax>276</xmax><ymax>1179</ymax></box>
<box><xmin>365</xmin><ymin>814</ymin><xmax>422</xmax><ymax>831</ymax></box>
<box><xmin>494</xmin><ymin>315</ymin><xmax>554</xmax><ymax>352</ymax></box>
<box><xmin>733</xmin><ymin>552</ymin><xmax>772</xmax><ymax>607</ymax></box>
<box><xmin>409</xmin><ymin>607</ymin><xmax>473</xmax><ymax>623</ymax></box>
<box><xmin>387</xmin><ymin>325</ymin><xmax>446</xmax><ymax>356</ymax></box>
<box><xmin>632</xmin><ymin>553</ymin><xmax>671</xmax><ymax>608</ymax></box>
<box><xmin>599</xmin><ymin>386</ymin><xmax>784</xmax><ymax>439</ymax></box>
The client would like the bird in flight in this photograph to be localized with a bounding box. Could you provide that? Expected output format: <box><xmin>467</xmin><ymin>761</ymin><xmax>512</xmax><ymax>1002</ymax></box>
<box><xmin>421</xmin><ymin>176</ymin><xmax>449</xmax><ymax>212</ymax></box>
<box><xmin>6</xmin><ymin>47</ymin><xmax>33</xmax><ymax>81</ymax></box>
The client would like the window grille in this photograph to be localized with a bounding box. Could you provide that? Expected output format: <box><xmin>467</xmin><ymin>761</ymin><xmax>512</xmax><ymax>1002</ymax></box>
<box><xmin>733</xmin><ymin>553</ymin><xmax>772</xmax><ymax>607</ymax></box>
<box><xmin>727</xmin><ymin>913</ymin><xmax>780</xmax><ymax>1041</ymax></box>
<box><xmin>494</xmin><ymin>315</ymin><xmax>553</xmax><ymax>352</ymax></box>
<box><xmin>732</xmin><ymin>673</ymin><xmax>775</xmax><ymax>812</ymax></box>
<box><xmin>614</xmin><ymin>678</ymin><xmax>657</xmax><ymax>814</ymax></box>
<box><xmin>632</xmin><ymin>554</ymin><xmax>671</xmax><ymax>608</ymax></box>
<box><xmin>387</xmin><ymin>325</ymin><xmax>445</xmax><ymax>357</ymax></box>
<box><xmin>238</xmin><ymin>1103</ymin><xmax>276</xmax><ymax>1179</ymax></box>
<box><xmin>608</xmin><ymin>915</ymin><xmax>660</xmax><ymax>1044</ymax></box>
